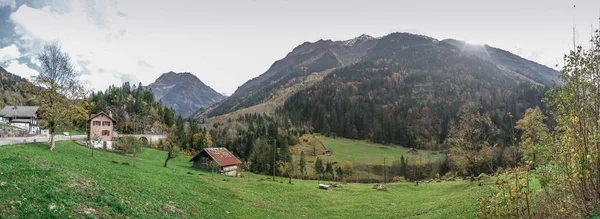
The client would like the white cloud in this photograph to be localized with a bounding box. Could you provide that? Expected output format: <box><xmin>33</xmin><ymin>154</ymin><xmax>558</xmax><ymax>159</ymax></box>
<box><xmin>5</xmin><ymin>60</ymin><xmax>39</xmax><ymax>80</ymax></box>
<box><xmin>6</xmin><ymin>0</ymin><xmax>598</xmax><ymax>94</ymax></box>
<box><xmin>0</xmin><ymin>45</ymin><xmax>20</xmax><ymax>62</ymax></box>
<box><xmin>30</xmin><ymin>56</ymin><xmax>41</xmax><ymax>67</ymax></box>
<box><xmin>0</xmin><ymin>0</ymin><xmax>15</xmax><ymax>9</ymax></box>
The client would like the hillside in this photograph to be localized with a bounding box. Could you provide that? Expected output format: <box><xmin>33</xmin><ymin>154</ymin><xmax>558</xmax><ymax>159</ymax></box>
<box><xmin>0</xmin><ymin>141</ymin><xmax>484</xmax><ymax>218</ymax></box>
<box><xmin>283</xmin><ymin>33</ymin><xmax>555</xmax><ymax>149</ymax></box>
<box><xmin>197</xmin><ymin>33</ymin><xmax>558</xmax><ymax>120</ymax></box>
<box><xmin>197</xmin><ymin>35</ymin><xmax>378</xmax><ymax>118</ymax></box>
<box><xmin>148</xmin><ymin>72</ymin><xmax>224</xmax><ymax>118</ymax></box>
<box><xmin>88</xmin><ymin>82</ymin><xmax>176</xmax><ymax>134</ymax></box>
<box><xmin>0</xmin><ymin>66</ymin><xmax>33</xmax><ymax>107</ymax></box>
<box><xmin>442</xmin><ymin>39</ymin><xmax>558</xmax><ymax>86</ymax></box>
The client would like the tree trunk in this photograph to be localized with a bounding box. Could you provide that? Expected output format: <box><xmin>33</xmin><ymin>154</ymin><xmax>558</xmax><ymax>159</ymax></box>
<box><xmin>164</xmin><ymin>157</ymin><xmax>170</xmax><ymax>167</ymax></box>
<box><xmin>50</xmin><ymin>133</ymin><xmax>55</xmax><ymax>152</ymax></box>
<box><xmin>288</xmin><ymin>176</ymin><xmax>292</xmax><ymax>184</ymax></box>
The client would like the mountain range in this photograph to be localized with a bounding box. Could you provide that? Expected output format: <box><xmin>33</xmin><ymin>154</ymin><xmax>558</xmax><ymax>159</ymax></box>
<box><xmin>196</xmin><ymin>33</ymin><xmax>558</xmax><ymax>119</ymax></box>
<box><xmin>147</xmin><ymin>72</ymin><xmax>224</xmax><ymax>118</ymax></box>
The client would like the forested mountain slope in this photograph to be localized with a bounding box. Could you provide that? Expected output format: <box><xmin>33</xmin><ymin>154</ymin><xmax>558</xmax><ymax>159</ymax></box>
<box><xmin>198</xmin><ymin>34</ymin><xmax>378</xmax><ymax>118</ymax></box>
<box><xmin>282</xmin><ymin>33</ymin><xmax>556</xmax><ymax>149</ymax></box>
<box><xmin>88</xmin><ymin>82</ymin><xmax>176</xmax><ymax>134</ymax></box>
<box><xmin>199</xmin><ymin>33</ymin><xmax>557</xmax><ymax>123</ymax></box>
<box><xmin>0</xmin><ymin>66</ymin><xmax>33</xmax><ymax>107</ymax></box>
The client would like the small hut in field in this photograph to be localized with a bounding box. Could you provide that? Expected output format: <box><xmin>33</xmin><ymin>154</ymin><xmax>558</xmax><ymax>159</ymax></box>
<box><xmin>407</xmin><ymin>148</ymin><xmax>418</xmax><ymax>155</ymax></box>
<box><xmin>190</xmin><ymin>148</ymin><xmax>241</xmax><ymax>176</ymax></box>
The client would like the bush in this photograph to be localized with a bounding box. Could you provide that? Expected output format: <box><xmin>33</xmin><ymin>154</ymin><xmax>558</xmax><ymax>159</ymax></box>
<box><xmin>478</xmin><ymin>166</ymin><xmax>534</xmax><ymax>218</ymax></box>
<box><xmin>392</xmin><ymin>176</ymin><xmax>408</xmax><ymax>183</ymax></box>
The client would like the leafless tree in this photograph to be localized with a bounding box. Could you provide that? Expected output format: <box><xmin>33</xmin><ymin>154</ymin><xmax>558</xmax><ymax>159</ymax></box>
<box><xmin>34</xmin><ymin>41</ymin><xmax>88</xmax><ymax>151</ymax></box>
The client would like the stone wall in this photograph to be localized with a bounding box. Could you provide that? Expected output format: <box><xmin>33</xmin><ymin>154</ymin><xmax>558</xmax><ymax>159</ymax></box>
<box><xmin>0</xmin><ymin>126</ymin><xmax>30</xmax><ymax>138</ymax></box>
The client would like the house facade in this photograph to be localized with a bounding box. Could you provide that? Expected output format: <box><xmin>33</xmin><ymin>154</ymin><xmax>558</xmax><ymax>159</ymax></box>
<box><xmin>0</xmin><ymin>106</ymin><xmax>40</xmax><ymax>134</ymax></box>
<box><xmin>89</xmin><ymin>112</ymin><xmax>116</xmax><ymax>150</ymax></box>
<box><xmin>190</xmin><ymin>148</ymin><xmax>242</xmax><ymax>176</ymax></box>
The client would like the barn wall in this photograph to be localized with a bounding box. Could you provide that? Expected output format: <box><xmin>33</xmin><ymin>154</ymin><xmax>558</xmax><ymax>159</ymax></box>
<box><xmin>222</xmin><ymin>165</ymin><xmax>237</xmax><ymax>176</ymax></box>
<box><xmin>193</xmin><ymin>157</ymin><xmax>212</xmax><ymax>169</ymax></box>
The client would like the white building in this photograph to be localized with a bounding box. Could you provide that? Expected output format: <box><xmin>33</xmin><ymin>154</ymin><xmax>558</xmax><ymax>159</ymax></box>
<box><xmin>0</xmin><ymin>106</ymin><xmax>40</xmax><ymax>134</ymax></box>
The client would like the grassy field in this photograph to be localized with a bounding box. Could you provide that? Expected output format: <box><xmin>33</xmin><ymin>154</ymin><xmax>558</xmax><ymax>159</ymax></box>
<box><xmin>293</xmin><ymin>136</ymin><xmax>445</xmax><ymax>166</ymax></box>
<box><xmin>0</xmin><ymin>141</ymin><xmax>485</xmax><ymax>218</ymax></box>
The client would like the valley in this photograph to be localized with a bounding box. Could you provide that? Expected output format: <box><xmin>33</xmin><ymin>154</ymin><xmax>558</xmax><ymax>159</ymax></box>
<box><xmin>1</xmin><ymin>1</ymin><xmax>599</xmax><ymax>216</ymax></box>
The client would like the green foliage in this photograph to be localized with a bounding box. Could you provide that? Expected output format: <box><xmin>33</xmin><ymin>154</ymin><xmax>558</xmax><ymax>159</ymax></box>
<box><xmin>299</xmin><ymin>151</ymin><xmax>307</xmax><ymax>175</ymax></box>
<box><xmin>325</xmin><ymin>161</ymin><xmax>334</xmax><ymax>179</ymax></box>
<box><xmin>278</xmin><ymin>159</ymin><xmax>297</xmax><ymax>183</ymax></box>
<box><xmin>87</xmin><ymin>82</ymin><xmax>176</xmax><ymax>135</ymax></box>
<box><xmin>162</xmin><ymin>133</ymin><xmax>180</xmax><ymax>167</ymax></box>
<box><xmin>314</xmin><ymin>157</ymin><xmax>324</xmax><ymax>178</ymax></box>
<box><xmin>283</xmin><ymin>42</ymin><xmax>547</xmax><ymax>150</ymax></box>
<box><xmin>33</xmin><ymin>41</ymin><xmax>88</xmax><ymax>151</ymax></box>
<box><xmin>118</xmin><ymin>137</ymin><xmax>143</xmax><ymax>154</ymax></box>
<box><xmin>0</xmin><ymin>67</ymin><xmax>30</xmax><ymax>108</ymax></box>
<box><xmin>209</xmin><ymin>113</ymin><xmax>302</xmax><ymax>174</ymax></box>
<box><xmin>543</xmin><ymin>27</ymin><xmax>600</xmax><ymax>215</ymax></box>
<box><xmin>117</xmin><ymin>136</ymin><xmax>143</xmax><ymax>167</ymax></box>
<box><xmin>478</xmin><ymin>166</ymin><xmax>535</xmax><ymax>218</ymax></box>
<box><xmin>515</xmin><ymin>107</ymin><xmax>550</xmax><ymax>166</ymax></box>
<box><xmin>449</xmin><ymin>101</ymin><xmax>495</xmax><ymax>177</ymax></box>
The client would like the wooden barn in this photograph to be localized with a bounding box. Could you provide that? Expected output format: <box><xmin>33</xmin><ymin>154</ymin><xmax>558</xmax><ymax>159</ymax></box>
<box><xmin>190</xmin><ymin>148</ymin><xmax>242</xmax><ymax>176</ymax></box>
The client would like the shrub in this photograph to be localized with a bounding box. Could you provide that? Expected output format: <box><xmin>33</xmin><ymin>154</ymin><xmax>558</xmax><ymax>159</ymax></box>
<box><xmin>478</xmin><ymin>166</ymin><xmax>534</xmax><ymax>218</ymax></box>
<box><xmin>392</xmin><ymin>176</ymin><xmax>408</xmax><ymax>183</ymax></box>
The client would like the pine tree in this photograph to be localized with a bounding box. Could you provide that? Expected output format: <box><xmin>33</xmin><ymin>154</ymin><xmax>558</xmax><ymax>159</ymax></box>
<box><xmin>278</xmin><ymin>137</ymin><xmax>292</xmax><ymax>163</ymax></box>
<box><xmin>315</xmin><ymin>157</ymin><xmax>324</xmax><ymax>179</ymax></box>
<box><xmin>400</xmin><ymin>155</ymin><xmax>407</xmax><ymax>177</ymax></box>
<box><xmin>326</xmin><ymin>162</ymin><xmax>334</xmax><ymax>180</ymax></box>
<box><xmin>335</xmin><ymin>166</ymin><xmax>343</xmax><ymax>181</ymax></box>
<box><xmin>299</xmin><ymin>151</ymin><xmax>307</xmax><ymax>175</ymax></box>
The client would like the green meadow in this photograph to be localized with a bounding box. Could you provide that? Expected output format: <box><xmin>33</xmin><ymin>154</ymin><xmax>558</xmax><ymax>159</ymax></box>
<box><xmin>0</xmin><ymin>141</ymin><xmax>484</xmax><ymax>218</ymax></box>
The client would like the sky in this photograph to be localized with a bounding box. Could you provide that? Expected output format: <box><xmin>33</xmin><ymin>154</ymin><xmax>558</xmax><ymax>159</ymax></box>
<box><xmin>0</xmin><ymin>0</ymin><xmax>599</xmax><ymax>94</ymax></box>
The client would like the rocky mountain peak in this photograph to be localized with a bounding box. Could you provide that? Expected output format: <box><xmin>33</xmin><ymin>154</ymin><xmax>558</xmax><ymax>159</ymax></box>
<box><xmin>148</xmin><ymin>72</ymin><xmax>224</xmax><ymax>118</ymax></box>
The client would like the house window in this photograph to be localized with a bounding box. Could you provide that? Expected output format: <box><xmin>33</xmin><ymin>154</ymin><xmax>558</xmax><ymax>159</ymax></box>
<box><xmin>93</xmin><ymin>121</ymin><xmax>101</xmax><ymax>126</ymax></box>
<box><xmin>102</xmin><ymin>121</ymin><xmax>111</xmax><ymax>126</ymax></box>
<box><xmin>102</xmin><ymin>130</ymin><xmax>110</xmax><ymax>136</ymax></box>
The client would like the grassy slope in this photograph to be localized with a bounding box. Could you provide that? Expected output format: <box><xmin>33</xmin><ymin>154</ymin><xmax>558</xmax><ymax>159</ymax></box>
<box><xmin>294</xmin><ymin>136</ymin><xmax>445</xmax><ymax>166</ymax></box>
<box><xmin>0</xmin><ymin>141</ymin><xmax>483</xmax><ymax>218</ymax></box>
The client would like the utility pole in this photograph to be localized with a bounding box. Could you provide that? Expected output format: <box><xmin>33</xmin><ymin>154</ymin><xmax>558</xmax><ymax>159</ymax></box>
<box><xmin>384</xmin><ymin>157</ymin><xmax>387</xmax><ymax>184</ymax></box>
<box><xmin>273</xmin><ymin>142</ymin><xmax>276</xmax><ymax>182</ymax></box>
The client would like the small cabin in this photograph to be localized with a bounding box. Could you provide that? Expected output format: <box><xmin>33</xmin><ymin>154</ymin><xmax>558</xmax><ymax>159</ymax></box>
<box><xmin>407</xmin><ymin>148</ymin><xmax>418</xmax><ymax>155</ymax></box>
<box><xmin>190</xmin><ymin>148</ymin><xmax>242</xmax><ymax>176</ymax></box>
<box><xmin>324</xmin><ymin>149</ymin><xmax>333</xmax><ymax>156</ymax></box>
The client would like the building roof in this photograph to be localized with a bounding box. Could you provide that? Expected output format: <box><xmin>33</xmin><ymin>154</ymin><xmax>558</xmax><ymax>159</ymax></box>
<box><xmin>10</xmin><ymin>119</ymin><xmax>31</xmax><ymax>123</ymax></box>
<box><xmin>90</xmin><ymin>112</ymin><xmax>116</xmax><ymax>122</ymax></box>
<box><xmin>0</xmin><ymin>106</ymin><xmax>39</xmax><ymax>118</ymax></box>
<box><xmin>190</xmin><ymin>147</ymin><xmax>242</xmax><ymax>167</ymax></box>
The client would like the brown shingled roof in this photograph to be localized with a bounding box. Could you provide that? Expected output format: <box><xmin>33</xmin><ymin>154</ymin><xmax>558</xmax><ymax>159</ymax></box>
<box><xmin>90</xmin><ymin>112</ymin><xmax>116</xmax><ymax>122</ymax></box>
<box><xmin>191</xmin><ymin>148</ymin><xmax>241</xmax><ymax>167</ymax></box>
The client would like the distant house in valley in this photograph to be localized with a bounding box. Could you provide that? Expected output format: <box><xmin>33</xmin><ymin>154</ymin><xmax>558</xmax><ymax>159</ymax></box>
<box><xmin>407</xmin><ymin>148</ymin><xmax>418</xmax><ymax>155</ymax></box>
<box><xmin>0</xmin><ymin>106</ymin><xmax>40</xmax><ymax>134</ymax></box>
<box><xmin>324</xmin><ymin>149</ymin><xmax>333</xmax><ymax>156</ymax></box>
<box><xmin>89</xmin><ymin>112</ymin><xmax>116</xmax><ymax>150</ymax></box>
<box><xmin>190</xmin><ymin>148</ymin><xmax>242</xmax><ymax>176</ymax></box>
